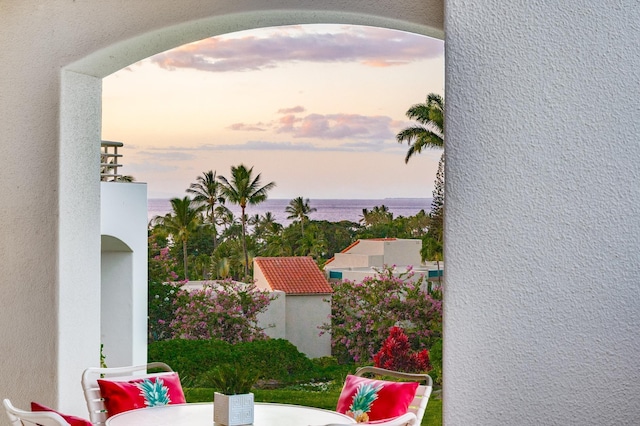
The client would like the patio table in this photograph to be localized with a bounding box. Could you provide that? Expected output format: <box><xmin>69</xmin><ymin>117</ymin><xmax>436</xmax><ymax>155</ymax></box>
<box><xmin>105</xmin><ymin>402</ymin><xmax>356</xmax><ymax>426</ymax></box>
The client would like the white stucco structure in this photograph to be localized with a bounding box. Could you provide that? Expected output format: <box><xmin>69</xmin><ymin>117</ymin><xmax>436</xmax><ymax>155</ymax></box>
<box><xmin>327</xmin><ymin>238</ymin><xmax>423</xmax><ymax>270</ymax></box>
<box><xmin>253</xmin><ymin>258</ymin><xmax>332</xmax><ymax>359</ymax></box>
<box><xmin>324</xmin><ymin>238</ymin><xmax>443</xmax><ymax>283</ymax></box>
<box><xmin>100</xmin><ymin>182</ymin><xmax>148</xmax><ymax>368</ymax></box>
<box><xmin>1</xmin><ymin>1</ymin><xmax>640</xmax><ymax>425</ymax></box>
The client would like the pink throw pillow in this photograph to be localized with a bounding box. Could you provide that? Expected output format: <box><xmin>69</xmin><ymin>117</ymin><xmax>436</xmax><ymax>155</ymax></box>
<box><xmin>336</xmin><ymin>375</ymin><xmax>418</xmax><ymax>423</ymax></box>
<box><xmin>97</xmin><ymin>372</ymin><xmax>186</xmax><ymax>417</ymax></box>
<box><xmin>30</xmin><ymin>402</ymin><xmax>92</xmax><ymax>426</ymax></box>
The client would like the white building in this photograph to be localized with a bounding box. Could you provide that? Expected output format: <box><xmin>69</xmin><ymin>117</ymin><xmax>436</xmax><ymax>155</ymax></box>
<box><xmin>324</xmin><ymin>238</ymin><xmax>443</xmax><ymax>283</ymax></box>
<box><xmin>100</xmin><ymin>181</ymin><xmax>148</xmax><ymax>369</ymax></box>
<box><xmin>253</xmin><ymin>257</ymin><xmax>332</xmax><ymax>359</ymax></box>
<box><xmin>2</xmin><ymin>3</ymin><xmax>639</xmax><ymax>425</ymax></box>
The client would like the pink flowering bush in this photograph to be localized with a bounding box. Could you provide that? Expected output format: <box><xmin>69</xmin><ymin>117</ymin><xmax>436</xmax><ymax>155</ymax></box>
<box><xmin>170</xmin><ymin>279</ymin><xmax>274</xmax><ymax>343</ymax></box>
<box><xmin>373</xmin><ymin>326</ymin><xmax>431</xmax><ymax>373</ymax></box>
<box><xmin>148</xmin><ymin>241</ymin><xmax>184</xmax><ymax>342</ymax></box>
<box><xmin>321</xmin><ymin>266</ymin><xmax>442</xmax><ymax>364</ymax></box>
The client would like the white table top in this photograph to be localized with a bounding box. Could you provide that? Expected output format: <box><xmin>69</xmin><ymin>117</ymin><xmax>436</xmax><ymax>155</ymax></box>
<box><xmin>105</xmin><ymin>402</ymin><xmax>356</xmax><ymax>426</ymax></box>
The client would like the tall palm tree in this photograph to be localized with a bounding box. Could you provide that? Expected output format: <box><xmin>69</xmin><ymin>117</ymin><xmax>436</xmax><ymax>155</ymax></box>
<box><xmin>398</xmin><ymin>94</ymin><xmax>446</xmax><ymax>263</ymax></box>
<box><xmin>285</xmin><ymin>196</ymin><xmax>317</xmax><ymax>235</ymax></box>
<box><xmin>396</xmin><ymin>93</ymin><xmax>444</xmax><ymax>163</ymax></box>
<box><xmin>151</xmin><ymin>196</ymin><xmax>204</xmax><ymax>280</ymax></box>
<box><xmin>218</xmin><ymin>164</ymin><xmax>276</xmax><ymax>278</ymax></box>
<box><xmin>186</xmin><ymin>170</ymin><xmax>226</xmax><ymax>249</ymax></box>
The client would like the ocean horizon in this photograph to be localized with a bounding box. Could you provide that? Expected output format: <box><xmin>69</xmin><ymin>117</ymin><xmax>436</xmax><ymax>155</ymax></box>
<box><xmin>148</xmin><ymin>197</ymin><xmax>432</xmax><ymax>226</ymax></box>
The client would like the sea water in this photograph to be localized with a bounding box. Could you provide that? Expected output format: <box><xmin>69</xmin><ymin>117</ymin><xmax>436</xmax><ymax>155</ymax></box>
<box><xmin>148</xmin><ymin>198</ymin><xmax>432</xmax><ymax>226</ymax></box>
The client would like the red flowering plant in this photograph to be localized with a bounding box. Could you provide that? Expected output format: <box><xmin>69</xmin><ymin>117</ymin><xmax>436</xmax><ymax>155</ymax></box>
<box><xmin>373</xmin><ymin>326</ymin><xmax>431</xmax><ymax>373</ymax></box>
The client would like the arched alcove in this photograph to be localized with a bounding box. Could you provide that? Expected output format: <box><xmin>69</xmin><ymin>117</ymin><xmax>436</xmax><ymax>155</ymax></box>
<box><xmin>100</xmin><ymin>235</ymin><xmax>134</xmax><ymax>367</ymax></box>
<box><xmin>54</xmin><ymin>3</ymin><xmax>444</xmax><ymax>417</ymax></box>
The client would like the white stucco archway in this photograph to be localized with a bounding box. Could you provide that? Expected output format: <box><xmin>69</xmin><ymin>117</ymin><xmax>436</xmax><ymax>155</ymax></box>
<box><xmin>3</xmin><ymin>2</ymin><xmax>640</xmax><ymax>425</ymax></box>
<box><xmin>2</xmin><ymin>2</ymin><xmax>444</xmax><ymax>422</ymax></box>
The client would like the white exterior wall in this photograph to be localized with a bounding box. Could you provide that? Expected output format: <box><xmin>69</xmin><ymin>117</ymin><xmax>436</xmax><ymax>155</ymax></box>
<box><xmin>284</xmin><ymin>295</ymin><xmax>332</xmax><ymax>359</ymax></box>
<box><xmin>257</xmin><ymin>290</ymin><xmax>286</xmax><ymax>340</ymax></box>
<box><xmin>2</xmin><ymin>1</ymin><xmax>640</xmax><ymax>425</ymax></box>
<box><xmin>445</xmin><ymin>2</ymin><xmax>640</xmax><ymax>425</ymax></box>
<box><xmin>346</xmin><ymin>240</ymin><xmax>385</xmax><ymax>255</ymax></box>
<box><xmin>332</xmin><ymin>253</ymin><xmax>380</xmax><ymax>268</ymax></box>
<box><xmin>100</xmin><ymin>182</ymin><xmax>148</xmax><ymax>368</ymax></box>
<box><xmin>382</xmin><ymin>239</ymin><xmax>422</xmax><ymax>266</ymax></box>
<box><xmin>254</xmin><ymin>264</ymin><xmax>327</xmax><ymax>354</ymax></box>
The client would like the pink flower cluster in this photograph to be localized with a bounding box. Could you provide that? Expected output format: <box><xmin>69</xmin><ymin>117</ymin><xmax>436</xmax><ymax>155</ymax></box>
<box><xmin>320</xmin><ymin>266</ymin><xmax>442</xmax><ymax>364</ymax></box>
<box><xmin>169</xmin><ymin>278</ymin><xmax>274</xmax><ymax>343</ymax></box>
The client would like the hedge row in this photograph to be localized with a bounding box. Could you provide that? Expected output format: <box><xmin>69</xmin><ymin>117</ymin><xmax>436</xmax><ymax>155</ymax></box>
<box><xmin>148</xmin><ymin>338</ymin><xmax>317</xmax><ymax>387</ymax></box>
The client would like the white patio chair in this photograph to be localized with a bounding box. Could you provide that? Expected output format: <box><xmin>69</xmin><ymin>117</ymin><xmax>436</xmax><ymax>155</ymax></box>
<box><xmin>3</xmin><ymin>398</ymin><xmax>69</xmax><ymax>426</ymax></box>
<box><xmin>81</xmin><ymin>362</ymin><xmax>173</xmax><ymax>425</ymax></box>
<box><xmin>353</xmin><ymin>366</ymin><xmax>433</xmax><ymax>426</ymax></box>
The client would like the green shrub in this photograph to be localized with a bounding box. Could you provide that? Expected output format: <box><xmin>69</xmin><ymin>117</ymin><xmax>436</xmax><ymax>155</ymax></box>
<box><xmin>149</xmin><ymin>338</ymin><xmax>316</xmax><ymax>387</ymax></box>
<box><xmin>427</xmin><ymin>338</ymin><xmax>442</xmax><ymax>386</ymax></box>
<box><xmin>204</xmin><ymin>364</ymin><xmax>259</xmax><ymax>394</ymax></box>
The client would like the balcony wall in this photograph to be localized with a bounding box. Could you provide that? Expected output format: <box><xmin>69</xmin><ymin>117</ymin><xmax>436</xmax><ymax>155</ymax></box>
<box><xmin>100</xmin><ymin>182</ymin><xmax>148</xmax><ymax>368</ymax></box>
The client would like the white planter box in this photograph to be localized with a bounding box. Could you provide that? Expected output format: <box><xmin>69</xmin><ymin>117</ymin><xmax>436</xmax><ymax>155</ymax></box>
<box><xmin>213</xmin><ymin>392</ymin><xmax>254</xmax><ymax>426</ymax></box>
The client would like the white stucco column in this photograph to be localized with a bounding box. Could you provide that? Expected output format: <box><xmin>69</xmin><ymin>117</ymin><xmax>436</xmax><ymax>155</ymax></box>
<box><xmin>445</xmin><ymin>2</ymin><xmax>640</xmax><ymax>424</ymax></box>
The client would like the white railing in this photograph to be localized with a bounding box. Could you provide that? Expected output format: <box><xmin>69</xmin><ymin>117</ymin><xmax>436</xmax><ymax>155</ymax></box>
<box><xmin>101</xmin><ymin>140</ymin><xmax>124</xmax><ymax>181</ymax></box>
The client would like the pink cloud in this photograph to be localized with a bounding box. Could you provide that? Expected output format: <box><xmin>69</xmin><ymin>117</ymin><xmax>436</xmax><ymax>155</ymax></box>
<box><xmin>276</xmin><ymin>113</ymin><xmax>395</xmax><ymax>140</ymax></box>
<box><xmin>277</xmin><ymin>106</ymin><xmax>306</xmax><ymax>114</ymax></box>
<box><xmin>228</xmin><ymin>123</ymin><xmax>267</xmax><ymax>131</ymax></box>
<box><xmin>149</xmin><ymin>25</ymin><xmax>442</xmax><ymax>73</ymax></box>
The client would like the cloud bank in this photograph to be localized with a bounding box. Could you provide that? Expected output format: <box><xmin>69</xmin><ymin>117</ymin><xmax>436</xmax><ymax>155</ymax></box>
<box><xmin>229</xmin><ymin>110</ymin><xmax>405</xmax><ymax>141</ymax></box>
<box><xmin>150</xmin><ymin>25</ymin><xmax>442</xmax><ymax>73</ymax></box>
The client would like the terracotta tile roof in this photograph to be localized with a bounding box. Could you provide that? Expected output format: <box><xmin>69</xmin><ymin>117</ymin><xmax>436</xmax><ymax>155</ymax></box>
<box><xmin>255</xmin><ymin>257</ymin><xmax>332</xmax><ymax>294</ymax></box>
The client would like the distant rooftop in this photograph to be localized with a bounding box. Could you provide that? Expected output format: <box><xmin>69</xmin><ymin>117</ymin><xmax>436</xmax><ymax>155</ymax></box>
<box><xmin>255</xmin><ymin>257</ymin><xmax>332</xmax><ymax>294</ymax></box>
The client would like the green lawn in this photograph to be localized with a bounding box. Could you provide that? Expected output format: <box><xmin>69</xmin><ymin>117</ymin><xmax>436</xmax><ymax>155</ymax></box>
<box><xmin>185</xmin><ymin>388</ymin><xmax>442</xmax><ymax>426</ymax></box>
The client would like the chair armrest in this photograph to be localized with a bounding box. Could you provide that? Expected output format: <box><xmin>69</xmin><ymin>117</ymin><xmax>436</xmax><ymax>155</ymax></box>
<box><xmin>364</xmin><ymin>412</ymin><xmax>418</xmax><ymax>426</ymax></box>
<box><xmin>308</xmin><ymin>412</ymin><xmax>418</xmax><ymax>426</ymax></box>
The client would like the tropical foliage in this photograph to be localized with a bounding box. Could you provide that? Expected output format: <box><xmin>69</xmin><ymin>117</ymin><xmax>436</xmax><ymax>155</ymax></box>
<box><xmin>151</xmin><ymin>196</ymin><xmax>204</xmax><ymax>280</ymax></box>
<box><xmin>396</xmin><ymin>93</ymin><xmax>444</xmax><ymax>164</ymax></box>
<box><xmin>373</xmin><ymin>326</ymin><xmax>431</xmax><ymax>373</ymax></box>
<box><xmin>187</xmin><ymin>170</ymin><xmax>226</xmax><ymax>249</ymax></box>
<box><xmin>218</xmin><ymin>164</ymin><xmax>276</xmax><ymax>279</ymax></box>
<box><xmin>320</xmin><ymin>266</ymin><xmax>442</xmax><ymax>364</ymax></box>
<box><xmin>396</xmin><ymin>92</ymin><xmax>445</xmax><ymax>262</ymax></box>
<box><xmin>285</xmin><ymin>196</ymin><xmax>317</xmax><ymax>235</ymax></box>
<box><xmin>170</xmin><ymin>279</ymin><xmax>273</xmax><ymax>343</ymax></box>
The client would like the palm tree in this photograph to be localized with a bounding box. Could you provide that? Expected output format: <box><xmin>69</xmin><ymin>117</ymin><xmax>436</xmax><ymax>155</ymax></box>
<box><xmin>218</xmin><ymin>164</ymin><xmax>276</xmax><ymax>278</ymax></box>
<box><xmin>151</xmin><ymin>196</ymin><xmax>204</xmax><ymax>280</ymax></box>
<box><xmin>360</xmin><ymin>205</ymin><xmax>392</xmax><ymax>227</ymax></box>
<box><xmin>252</xmin><ymin>212</ymin><xmax>283</xmax><ymax>244</ymax></box>
<box><xmin>396</xmin><ymin>93</ymin><xmax>444</xmax><ymax>163</ymax></box>
<box><xmin>186</xmin><ymin>170</ymin><xmax>226</xmax><ymax>249</ymax></box>
<box><xmin>398</xmin><ymin>93</ymin><xmax>446</xmax><ymax>261</ymax></box>
<box><xmin>285</xmin><ymin>196</ymin><xmax>317</xmax><ymax>235</ymax></box>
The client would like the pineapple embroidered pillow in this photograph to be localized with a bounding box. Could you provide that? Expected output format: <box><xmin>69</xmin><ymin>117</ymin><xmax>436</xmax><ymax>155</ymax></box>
<box><xmin>336</xmin><ymin>375</ymin><xmax>418</xmax><ymax>423</ymax></box>
<box><xmin>97</xmin><ymin>372</ymin><xmax>186</xmax><ymax>417</ymax></box>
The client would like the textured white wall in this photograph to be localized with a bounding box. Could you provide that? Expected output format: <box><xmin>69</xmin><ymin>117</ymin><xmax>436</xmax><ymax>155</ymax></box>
<box><xmin>258</xmin><ymin>290</ymin><xmax>287</xmax><ymax>340</ymax></box>
<box><xmin>383</xmin><ymin>240</ymin><xmax>422</xmax><ymax>266</ymax></box>
<box><xmin>445</xmin><ymin>1</ymin><xmax>640</xmax><ymax>424</ymax></box>
<box><xmin>0</xmin><ymin>2</ymin><xmax>442</xmax><ymax>421</ymax></box>
<box><xmin>100</xmin><ymin>182</ymin><xmax>148</xmax><ymax>368</ymax></box>
<box><xmin>285</xmin><ymin>295</ymin><xmax>332</xmax><ymax>359</ymax></box>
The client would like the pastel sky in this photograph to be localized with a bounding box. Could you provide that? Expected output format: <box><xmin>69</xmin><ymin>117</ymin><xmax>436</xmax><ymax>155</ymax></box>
<box><xmin>102</xmin><ymin>24</ymin><xmax>444</xmax><ymax>200</ymax></box>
